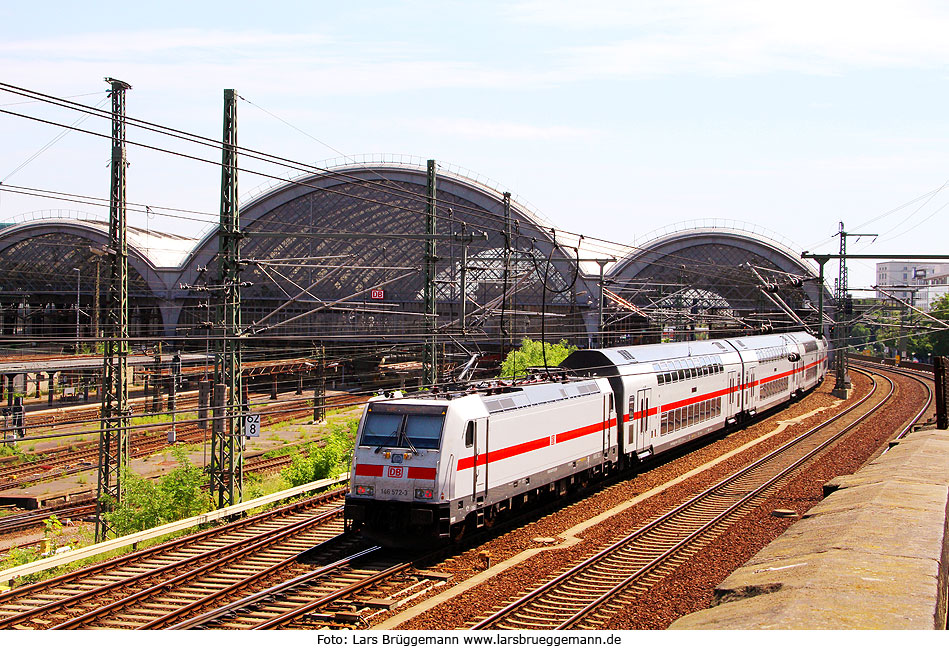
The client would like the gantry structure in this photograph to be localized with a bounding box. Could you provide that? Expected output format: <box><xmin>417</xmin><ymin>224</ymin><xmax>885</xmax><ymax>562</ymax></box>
<box><xmin>0</xmin><ymin>159</ymin><xmax>831</xmax><ymax>356</ymax></box>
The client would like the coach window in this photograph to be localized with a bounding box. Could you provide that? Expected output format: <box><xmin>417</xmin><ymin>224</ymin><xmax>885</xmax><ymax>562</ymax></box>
<box><xmin>464</xmin><ymin>421</ymin><xmax>474</xmax><ymax>448</ymax></box>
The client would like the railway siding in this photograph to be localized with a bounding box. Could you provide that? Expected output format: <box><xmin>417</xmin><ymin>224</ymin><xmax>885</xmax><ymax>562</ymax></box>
<box><xmin>670</xmin><ymin>427</ymin><xmax>949</xmax><ymax>630</ymax></box>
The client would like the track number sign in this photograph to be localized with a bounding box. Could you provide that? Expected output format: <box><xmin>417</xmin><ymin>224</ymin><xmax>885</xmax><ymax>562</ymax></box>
<box><xmin>244</xmin><ymin>413</ymin><xmax>261</xmax><ymax>438</ymax></box>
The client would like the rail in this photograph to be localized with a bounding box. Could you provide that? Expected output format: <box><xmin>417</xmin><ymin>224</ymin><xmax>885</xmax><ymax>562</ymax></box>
<box><xmin>471</xmin><ymin>367</ymin><xmax>895</xmax><ymax>629</ymax></box>
<box><xmin>0</xmin><ymin>473</ymin><xmax>349</xmax><ymax>585</ymax></box>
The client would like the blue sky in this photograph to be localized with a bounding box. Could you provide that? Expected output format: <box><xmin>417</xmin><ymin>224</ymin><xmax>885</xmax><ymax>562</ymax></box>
<box><xmin>2</xmin><ymin>1</ymin><xmax>948</xmax><ymax>293</ymax></box>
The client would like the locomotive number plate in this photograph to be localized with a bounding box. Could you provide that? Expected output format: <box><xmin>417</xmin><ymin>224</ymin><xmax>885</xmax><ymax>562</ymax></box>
<box><xmin>380</xmin><ymin>488</ymin><xmax>409</xmax><ymax>497</ymax></box>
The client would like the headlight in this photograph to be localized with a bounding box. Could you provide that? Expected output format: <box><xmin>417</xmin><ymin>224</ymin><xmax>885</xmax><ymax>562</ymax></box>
<box><xmin>354</xmin><ymin>485</ymin><xmax>374</xmax><ymax>496</ymax></box>
<box><xmin>414</xmin><ymin>488</ymin><xmax>434</xmax><ymax>499</ymax></box>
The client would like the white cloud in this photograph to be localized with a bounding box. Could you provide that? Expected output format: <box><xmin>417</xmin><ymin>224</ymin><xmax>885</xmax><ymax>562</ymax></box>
<box><xmin>415</xmin><ymin>117</ymin><xmax>598</xmax><ymax>140</ymax></box>
<box><xmin>509</xmin><ymin>0</ymin><xmax>949</xmax><ymax>76</ymax></box>
<box><xmin>0</xmin><ymin>28</ymin><xmax>331</xmax><ymax>60</ymax></box>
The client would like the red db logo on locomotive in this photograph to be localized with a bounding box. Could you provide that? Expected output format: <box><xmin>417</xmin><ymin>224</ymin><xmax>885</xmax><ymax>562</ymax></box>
<box><xmin>387</xmin><ymin>466</ymin><xmax>404</xmax><ymax>479</ymax></box>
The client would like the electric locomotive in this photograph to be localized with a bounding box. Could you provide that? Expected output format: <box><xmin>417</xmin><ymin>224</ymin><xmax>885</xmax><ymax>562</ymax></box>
<box><xmin>344</xmin><ymin>331</ymin><xmax>826</xmax><ymax>546</ymax></box>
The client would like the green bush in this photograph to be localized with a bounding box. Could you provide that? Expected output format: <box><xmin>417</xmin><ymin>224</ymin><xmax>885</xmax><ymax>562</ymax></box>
<box><xmin>281</xmin><ymin>420</ymin><xmax>357</xmax><ymax>487</ymax></box>
<box><xmin>105</xmin><ymin>447</ymin><xmax>210</xmax><ymax>536</ymax></box>
<box><xmin>2</xmin><ymin>546</ymin><xmax>41</xmax><ymax>569</ymax></box>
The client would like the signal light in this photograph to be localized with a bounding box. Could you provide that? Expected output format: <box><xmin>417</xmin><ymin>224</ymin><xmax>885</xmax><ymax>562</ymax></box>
<box><xmin>415</xmin><ymin>488</ymin><xmax>434</xmax><ymax>499</ymax></box>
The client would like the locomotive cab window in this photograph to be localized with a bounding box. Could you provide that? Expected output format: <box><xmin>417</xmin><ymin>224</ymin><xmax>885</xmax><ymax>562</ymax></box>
<box><xmin>361</xmin><ymin>412</ymin><xmax>403</xmax><ymax>448</ymax></box>
<box><xmin>403</xmin><ymin>414</ymin><xmax>445</xmax><ymax>449</ymax></box>
<box><xmin>465</xmin><ymin>421</ymin><xmax>474</xmax><ymax>447</ymax></box>
<box><xmin>361</xmin><ymin>405</ymin><xmax>447</xmax><ymax>450</ymax></box>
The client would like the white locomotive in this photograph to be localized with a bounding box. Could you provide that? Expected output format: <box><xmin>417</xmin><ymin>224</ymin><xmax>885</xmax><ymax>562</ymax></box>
<box><xmin>344</xmin><ymin>331</ymin><xmax>827</xmax><ymax>546</ymax></box>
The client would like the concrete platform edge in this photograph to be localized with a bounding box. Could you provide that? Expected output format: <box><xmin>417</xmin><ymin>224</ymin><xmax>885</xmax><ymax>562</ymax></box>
<box><xmin>670</xmin><ymin>428</ymin><xmax>949</xmax><ymax>630</ymax></box>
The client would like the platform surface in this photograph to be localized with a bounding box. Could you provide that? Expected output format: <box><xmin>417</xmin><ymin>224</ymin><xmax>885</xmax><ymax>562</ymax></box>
<box><xmin>670</xmin><ymin>428</ymin><xmax>949</xmax><ymax>630</ymax></box>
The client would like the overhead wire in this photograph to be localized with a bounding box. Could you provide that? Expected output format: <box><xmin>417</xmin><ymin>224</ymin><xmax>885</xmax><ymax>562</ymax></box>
<box><xmin>0</xmin><ymin>82</ymin><xmax>823</xmax><ymax>289</ymax></box>
<box><xmin>0</xmin><ymin>83</ymin><xmax>832</xmax><ymax>348</ymax></box>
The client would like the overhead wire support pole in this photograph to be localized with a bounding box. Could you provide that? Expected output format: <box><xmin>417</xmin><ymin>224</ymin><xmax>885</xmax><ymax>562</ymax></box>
<box><xmin>423</xmin><ymin>159</ymin><xmax>438</xmax><ymax>387</ymax></box>
<box><xmin>210</xmin><ymin>88</ymin><xmax>244</xmax><ymax>509</ymax></box>
<box><xmin>833</xmin><ymin>222</ymin><xmax>876</xmax><ymax>398</ymax></box>
<box><xmin>597</xmin><ymin>260</ymin><xmax>609</xmax><ymax>347</ymax></box>
<box><xmin>801</xmin><ymin>252</ymin><xmax>949</xmax><ymax>337</ymax></box>
<box><xmin>95</xmin><ymin>77</ymin><xmax>132</xmax><ymax>543</ymax></box>
<box><xmin>501</xmin><ymin>191</ymin><xmax>512</xmax><ymax>356</ymax></box>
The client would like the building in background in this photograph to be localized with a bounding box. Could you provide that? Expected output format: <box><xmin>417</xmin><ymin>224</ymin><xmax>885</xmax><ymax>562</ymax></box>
<box><xmin>918</xmin><ymin>271</ymin><xmax>949</xmax><ymax>312</ymax></box>
<box><xmin>875</xmin><ymin>261</ymin><xmax>949</xmax><ymax>307</ymax></box>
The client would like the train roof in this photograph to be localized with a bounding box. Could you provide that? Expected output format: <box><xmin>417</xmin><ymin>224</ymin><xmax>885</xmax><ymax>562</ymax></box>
<box><xmin>479</xmin><ymin>378</ymin><xmax>602</xmax><ymax>414</ymax></box>
<box><xmin>366</xmin><ymin>376</ymin><xmax>605</xmax><ymax>415</ymax></box>
<box><xmin>561</xmin><ymin>331</ymin><xmax>818</xmax><ymax>377</ymax></box>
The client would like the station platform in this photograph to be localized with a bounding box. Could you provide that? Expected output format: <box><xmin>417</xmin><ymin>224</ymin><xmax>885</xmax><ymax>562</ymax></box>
<box><xmin>670</xmin><ymin>426</ymin><xmax>949</xmax><ymax>630</ymax></box>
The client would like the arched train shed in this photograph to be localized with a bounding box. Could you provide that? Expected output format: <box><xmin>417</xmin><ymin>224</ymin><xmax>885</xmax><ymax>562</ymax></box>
<box><xmin>0</xmin><ymin>164</ymin><xmax>830</xmax><ymax>358</ymax></box>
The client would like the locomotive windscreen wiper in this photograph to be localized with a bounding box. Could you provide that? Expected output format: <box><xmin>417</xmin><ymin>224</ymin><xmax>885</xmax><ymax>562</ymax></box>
<box><xmin>399</xmin><ymin>430</ymin><xmax>419</xmax><ymax>454</ymax></box>
<box><xmin>374</xmin><ymin>429</ymin><xmax>400</xmax><ymax>453</ymax></box>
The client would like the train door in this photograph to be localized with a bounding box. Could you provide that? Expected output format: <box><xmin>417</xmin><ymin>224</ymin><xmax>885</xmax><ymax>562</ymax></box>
<box><xmin>744</xmin><ymin>368</ymin><xmax>756</xmax><ymax>413</ymax></box>
<box><xmin>635</xmin><ymin>388</ymin><xmax>652</xmax><ymax>452</ymax></box>
<box><xmin>472</xmin><ymin>417</ymin><xmax>488</xmax><ymax>509</ymax></box>
<box><xmin>727</xmin><ymin>370</ymin><xmax>738</xmax><ymax>418</ymax></box>
<box><xmin>602</xmin><ymin>392</ymin><xmax>614</xmax><ymax>459</ymax></box>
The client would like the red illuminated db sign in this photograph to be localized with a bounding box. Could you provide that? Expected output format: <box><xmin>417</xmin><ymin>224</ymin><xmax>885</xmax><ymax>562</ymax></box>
<box><xmin>387</xmin><ymin>466</ymin><xmax>404</xmax><ymax>478</ymax></box>
<box><xmin>371</xmin><ymin>289</ymin><xmax>385</xmax><ymax>300</ymax></box>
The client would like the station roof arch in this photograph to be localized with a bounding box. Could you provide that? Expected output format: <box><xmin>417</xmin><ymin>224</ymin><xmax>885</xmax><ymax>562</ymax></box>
<box><xmin>605</xmin><ymin>221</ymin><xmax>831</xmax><ymax>331</ymax></box>
<box><xmin>176</xmin><ymin>156</ymin><xmax>596</xmax><ymax>340</ymax></box>
<box><xmin>0</xmin><ymin>212</ymin><xmax>193</xmax><ymax>299</ymax></box>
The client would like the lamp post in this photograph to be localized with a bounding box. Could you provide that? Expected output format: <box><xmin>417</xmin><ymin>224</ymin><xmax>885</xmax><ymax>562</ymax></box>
<box><xmin>73</xmin><ymin>267</ymin><xmax>81</xmax><ymax>352</ymax></box>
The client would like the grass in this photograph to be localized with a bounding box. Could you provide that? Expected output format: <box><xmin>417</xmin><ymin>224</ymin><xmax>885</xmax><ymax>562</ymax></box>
<box><xmin>0</xmin><ymin>404</ymin><xmax>363</xmax><ymax>587</ymax></box>
<box><xmin>3</xmin><ymin>476</ymin><xmax>347</xmax><ymax>587</ymax></box>
<box><xmin>130</xmin><ymin>413</ymin><xmax>175</xmax><ymax>427</ymax></box>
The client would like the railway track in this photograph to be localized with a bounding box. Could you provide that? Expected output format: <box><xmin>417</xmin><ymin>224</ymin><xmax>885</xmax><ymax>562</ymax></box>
<box><xmin>848</xmin><ymin>359</ymin><xmax>934</xmax><ymax>442</ymax></box>
<box><xmin>467</xmin><ymin>365</ymin><xmax>926</xmax><ymax>630</ymax></box>
<box><xmin>162</xmin><ymin>547</ymin><xmax>447</xmax><ymax>630</ymax></box>
<box><xmin>2</xmin><ymin>365</ymin><xmax>930</xmax><ymax>630</ymax></box>
<box><xmin>0</xmin><ymin>452</ymin><xmax>293</xmax><ymax>540</ymax></box>
<box><xmin>0</xmin><ymin>489</ymin><xmax>348</xmax><ymax>630</ymax></box>
<box><xmin>0</xmin><ymin>392</ymin><xmax>367</xmax><ymax>492</ymax></box>
<box><xmin>0</xmin><ymin>499</ymin><xmax>96</xmax><ymax>537</ymax></box>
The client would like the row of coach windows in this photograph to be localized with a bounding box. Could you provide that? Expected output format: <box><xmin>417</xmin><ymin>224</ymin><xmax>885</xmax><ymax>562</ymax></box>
<box><xmin>659</xmin><ymin>397</ymin><xmax>723</xmax><ymax>436</ymax></box>
<box><xmin>760</xmin><ymin>376</ymin><xmax>789</xmax><ymax>399</ymax></box>
<box><xmin>755</xmin><ymin>346</ymin><xmax>786</xmax><ymax>363</ymax></box>
<box><xmin>655</xmin><ymin>355</ymin><xmax>724</xmax><ymax>385</ymax></box>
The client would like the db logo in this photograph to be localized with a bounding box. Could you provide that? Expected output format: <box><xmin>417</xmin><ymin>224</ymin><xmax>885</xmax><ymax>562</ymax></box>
<box><xmin>371</xmin><ymin>289</ymin><xmax>385</xmax><ymax>300</ymax></box>
<box><xmin>387</xmin><ymin>466</ymin><xmax>404</xmax><ymax>479</ymax></box>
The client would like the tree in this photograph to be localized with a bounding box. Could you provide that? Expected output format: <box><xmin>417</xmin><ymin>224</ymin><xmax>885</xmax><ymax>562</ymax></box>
<box><xmin>872</xmin><ymin>306</ymin><xmax>931</xmax><ymax>360</ymax></box>
<box><xmin>499</xmin><ymin>338</ymin><xmax>578</xmax><ymax>380</ymax></box>
<box><xmin>930</xmin><ymin>293</ymin><xmax>949</xmax><ymax>357</ymax></box>
<box><xmin>850</xmin><ymin>323</ymin><xmax>872</xmax><ymax>351</ymax></box>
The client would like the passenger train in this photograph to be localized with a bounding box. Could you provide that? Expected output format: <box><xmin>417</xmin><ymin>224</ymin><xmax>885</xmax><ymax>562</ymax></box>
<box><xmin>344</xmin><ymin>331</ymin><xmax>827</xmax><ymax>546</ymax></box>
